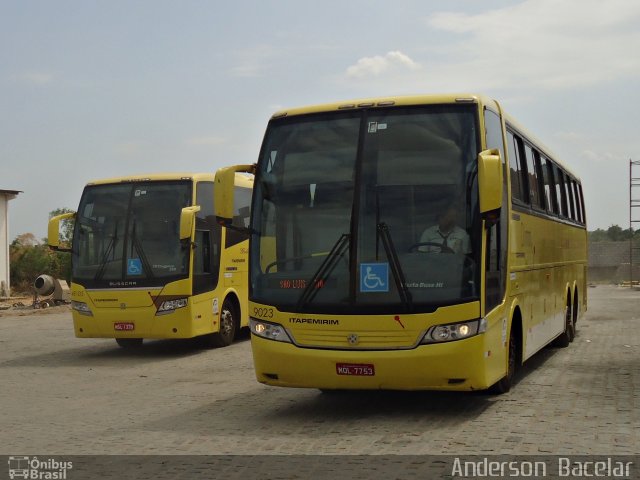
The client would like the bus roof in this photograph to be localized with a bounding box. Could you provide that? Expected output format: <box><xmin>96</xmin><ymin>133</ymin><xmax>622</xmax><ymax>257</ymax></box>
<box><xmin>269</xmin><ymin>93</ymin><xmax>491</xmax><ymax>118</ymax></box>
<box><xmin>269</xmin><ymin>92</ymin><xmax>580</xmax><ymax>181</ymax></box>
<box><xmin>85</xmin><ymin>172</ymin><xmax>254</xmax><ymax>188</ymax></box>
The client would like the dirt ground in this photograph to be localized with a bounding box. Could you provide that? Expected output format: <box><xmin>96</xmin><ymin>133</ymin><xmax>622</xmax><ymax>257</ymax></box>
<box><xmin>0</xmin><ymin>295</ymin><xmax>71</xmax><ymax>317</ymax></box>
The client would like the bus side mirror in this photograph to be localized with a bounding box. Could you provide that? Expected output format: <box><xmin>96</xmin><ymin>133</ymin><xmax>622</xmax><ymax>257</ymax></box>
<box><xmin>48</xmin><ymin>212</ymin><xmax>75</xmax><ymax>252</ymax></box>
<box><xmin>179</xmin><ymin>206</ymin><xmax>201</xmax><ymax>240</ymax></box>
<box><xmin>214</xmin><ymin>164</ymin><xmax>256</xmax><ymax>226</ymax></box>
<box><xmin>478</xmin><ymin>148</ymin><xmax>503</xmax><ymax>214</ymax></box>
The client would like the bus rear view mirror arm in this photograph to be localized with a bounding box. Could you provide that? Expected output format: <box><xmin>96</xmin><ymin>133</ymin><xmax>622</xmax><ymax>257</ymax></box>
<box><xmin>478</xmin><ymin>148</ymin><xmax>503</xmax><ymax>214</ymax></box>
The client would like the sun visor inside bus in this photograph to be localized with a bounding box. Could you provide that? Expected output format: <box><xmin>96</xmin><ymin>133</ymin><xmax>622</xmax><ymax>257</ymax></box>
<box><xmin>376</xmin><ymin>131</ymin><xmax>463</xmax><ymax>186</ymax></box>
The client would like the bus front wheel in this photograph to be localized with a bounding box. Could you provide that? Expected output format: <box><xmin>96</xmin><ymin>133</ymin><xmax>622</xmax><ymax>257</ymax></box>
<box><xmin>489</xmin><ymin>327</ymin><xmax>517</xmax><ymax>394</ymax></box>
<box><xmin>201</xmin><ymin>297</ymin><xmax>238</xmax><ymax>348</ymax></box>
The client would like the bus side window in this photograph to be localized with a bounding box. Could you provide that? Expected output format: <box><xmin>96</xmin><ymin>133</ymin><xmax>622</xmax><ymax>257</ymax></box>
<box><xmin>572</xmin><ymin>180</ymin><xmax>583</xmax><ymax>224</ymax></box>
<box><xmin>506</xmin><ymin>130</ymin><xmax>526</xmax><ymax>204</ymax></box>
<box><xmin>554</xmin><ymin>166</ymin><xmax>568</xmax><ymax>218</ymax></box>
<box><xmin>543</xmin><ymin>157</ymin><xmax>559</xmax><ymax>215</ymax></box>
<box><xmin>565</xmin><ymin>175</ymin><xmax>576</xmax><ymax>221</ymax></box>
<box><xmin>533</xmin><ymin>150</ymin><xmax>549</xmax><ymax>212</ymax></box>
<box><xmin>194</xmin><ymin>181</ymin><xmax>220</xmax><ymax>294</ymax></box>
<box><xmin>484</xmin><ymin>109</ymin><xmax>504</xmax><ymax>159</ymax></box>
<box><xmin>523</xmin><ymin>144</ymin><xmax>541</xmax><ymax>209</ymax></box>
<box><xmin>578</xmin><ymin>183</ymin><xmax>586</xmax><ymax>224</ymax></box>
<box><xmin>225</xmin><ymin>186</ymin><xmax>252</xmax><ymax>249</ymax></box>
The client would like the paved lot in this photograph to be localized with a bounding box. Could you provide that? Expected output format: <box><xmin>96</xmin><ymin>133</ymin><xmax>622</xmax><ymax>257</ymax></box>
<box><xmin>0</xmin><ymin>286</ymin><xmax>638</xmax><ymax>457</ymax></box>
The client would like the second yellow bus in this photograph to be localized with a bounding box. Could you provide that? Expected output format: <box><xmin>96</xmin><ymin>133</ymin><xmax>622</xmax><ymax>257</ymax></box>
<box><xmin>49</xmin><ymin>172</ymin><xmax>253</xmax><ymax>348</ymax></box>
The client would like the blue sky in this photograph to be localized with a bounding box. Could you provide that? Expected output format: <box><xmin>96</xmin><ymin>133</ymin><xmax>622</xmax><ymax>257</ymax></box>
<box><xmin>2</xmin><ymin>0</ymin><xmax>639</xmax><ymax>239</ymax></box>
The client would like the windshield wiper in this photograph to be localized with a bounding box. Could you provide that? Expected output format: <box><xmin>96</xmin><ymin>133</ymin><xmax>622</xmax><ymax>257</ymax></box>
<box><xmin>296</xmin><ymin>233</ymin><xmax>350</xmax><ymax>309</ymax></box>
<box><xmin>94</xmin><ymin>223</ymin><xmax>118</xmax><ymax>281</ymax></box>
<box><xmin>130</xmin><ymin>220</ymin><xmax>155</xmax><ymax>280</ymax></box>
<box><xmin>377</xmin><ymin>223</ymin><xmax>413</xmax><ymax>311</ymax></box>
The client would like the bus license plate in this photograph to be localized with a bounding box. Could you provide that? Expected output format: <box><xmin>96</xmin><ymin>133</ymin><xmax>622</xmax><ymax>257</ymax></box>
<box><xmin>114</xmin><ymin>322</ymin><xmax>135</xmax><ymax>331</ymax></box>
<box><xmin>336</xmin><ymin>363</ymin><xmax>375</xmax><ymax>376</ymax></box>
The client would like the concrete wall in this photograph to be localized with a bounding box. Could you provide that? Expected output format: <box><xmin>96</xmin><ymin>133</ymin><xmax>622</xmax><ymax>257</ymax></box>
<box><xmin>0</xmin><ymin>195</ymin><xmax>9</xmax><ymax>296</ymax></box>
<box><xmin>588</xmin><ymin>241</ymin><xmax>640</xmax><ymax>283</ymax></box>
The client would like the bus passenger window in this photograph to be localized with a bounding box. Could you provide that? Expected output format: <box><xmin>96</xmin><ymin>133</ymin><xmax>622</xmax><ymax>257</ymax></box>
<box><xmin>565</xmin><ymin>176</ymin><xmax>576</xmax><ymax>220</ymax></box>
<box><xmin>555</xmin><ymin>166</ymin><xmax>568</xmax><ymax>218</ymax></box>
<box><xmin>507</xmin><ymin>131</ymin><xmax>525</xmax><ymax>203</ymax></box>
<box><xmin>533</xmin><ymin>151</ymin><xmax>549</xmax><ymax>211</ymax></box>
<box><xmin>543</xmin><ymin>157</ymin><xmax>559</xmax><ymax>215</ymax></box>
<box><xmin>572</xmin><ymin>180</ymin><xmax>583</xmax><ymax>223</ymax></box>
<box><xmin>524</xmin><ymin>144</ymin><xmax>541</xmax><ymax>209</ymax></box>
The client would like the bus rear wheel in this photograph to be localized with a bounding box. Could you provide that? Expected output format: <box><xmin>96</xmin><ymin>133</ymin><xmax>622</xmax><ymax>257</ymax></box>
<box><xmin>115</xmin><ymin>338</ymin><xmax>143</xmax><ymax>348</ymax></box>
<box><xmin>553</xmin><ymin>297</ymin><xmax>574</xmax><ymax>348</ymax></box>
<box><xmin>201</xmin><ymin>297</ymin><xmax>238</xmax><ymax>348</ymax></box>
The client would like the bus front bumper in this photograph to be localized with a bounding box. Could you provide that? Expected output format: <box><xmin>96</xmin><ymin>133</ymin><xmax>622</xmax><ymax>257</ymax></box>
<box><xmin>250</xmin><ymin>334</ymin><xmax>493</xmax><ymax>391</ymax></box>
<box><xmin>72</xmin><ymin>307</ymin><xmax>200</xmax><ymax>339</ymax></box>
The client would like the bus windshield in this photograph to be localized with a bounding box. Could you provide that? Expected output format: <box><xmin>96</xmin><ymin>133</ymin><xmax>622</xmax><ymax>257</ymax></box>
<box><xmin>251</xmin><ymin>104</ymin><xmax>481</xmax><ymax>314</ymax></box>
<box><xmin>72</xmin><ymin>181</ymin><xmax>192</xmax><ymax>288</ymax></box>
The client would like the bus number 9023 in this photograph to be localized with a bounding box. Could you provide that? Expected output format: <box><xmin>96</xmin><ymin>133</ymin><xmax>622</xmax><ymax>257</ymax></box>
<box><xmin>253</xmin><ymin>307</ymin><xmax>274</xmax><ymax>319</ymax></box>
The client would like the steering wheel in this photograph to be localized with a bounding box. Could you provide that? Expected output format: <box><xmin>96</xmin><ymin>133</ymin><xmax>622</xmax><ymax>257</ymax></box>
<box><xmin>407</xmin><ymin>242</ymin><xmax>455</xmax><ymax>254</ymax></box>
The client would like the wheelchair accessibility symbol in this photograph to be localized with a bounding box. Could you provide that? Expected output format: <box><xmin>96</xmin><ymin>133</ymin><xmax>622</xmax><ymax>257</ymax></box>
<box><xmin>360</xmin><ymin>263</ymin><xmax>389</xmax><ymax>292</ymax></box>
<box><xmin>127</xmin><ymin>258</ymin><xmax>142</xmax><ymax>276</ymax></box>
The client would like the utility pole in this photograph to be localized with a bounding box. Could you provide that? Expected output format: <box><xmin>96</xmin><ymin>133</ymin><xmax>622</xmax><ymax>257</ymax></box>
<box><xmin>631</xmin><ymin>159</ymin><xmax>640</xmax><ymax>287</ymax></box>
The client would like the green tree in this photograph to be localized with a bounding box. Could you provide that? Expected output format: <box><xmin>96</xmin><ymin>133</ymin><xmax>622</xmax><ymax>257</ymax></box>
<box><xmin>8</xmin><ymin>208</ymin><xmax>75</xmax><ymax>294</ymax></box>
<box><xmin>10</xmin><ymin>234</ymin><xmax>54</xmax><ymax>292</ymax></box>
<box><xmin>588</xmin><ymin>228</ymin><xmax>608</xmax><ymax>242</ymax></box>
<box><xmin>589</xmin><ymin>225</ymin><xmax>639</xmax><ymax>242</ymax></box>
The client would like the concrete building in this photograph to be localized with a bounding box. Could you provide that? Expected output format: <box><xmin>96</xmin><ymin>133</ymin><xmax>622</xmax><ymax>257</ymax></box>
<box><xmin>1</xmin><ymin>189</ymin><xmax>22</xmax><ymax>297</ymax></box>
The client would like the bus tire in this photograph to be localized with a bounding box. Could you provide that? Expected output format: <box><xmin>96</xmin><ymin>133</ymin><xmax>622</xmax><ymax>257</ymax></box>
<box><xmin>115</xmin><ymin>338</ymin><xmax>143</xmax><ymax>348</ymax></box>
<box><xmin>553</xmin><ymin>296</ymin><xmax>573</xmax><ymax>348</ymax></box>
<box><xmin>201</xmin><ymin>297</ymin><xmax>238</xmax><ymax>348</ymax></box>
<box><xmin>489</xmin><ymin>324</ymin><xmax>518</xmax><ymax>395</ymax></box>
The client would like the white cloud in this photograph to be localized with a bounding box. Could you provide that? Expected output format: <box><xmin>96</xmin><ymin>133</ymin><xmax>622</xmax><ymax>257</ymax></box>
<box><xmin>12</xmin><ymin>72</ymin><xmax>54</xmax><ymax>86</ymax></box>
<box><xmin>346</xmin><ymin>51</ymin><xmax>420</xmax><ymax>78</ymax></box>
<box><xmin>424</xmin><ymin>0</ymin><xmax>640</xmax><ymax>91</ymax></box>
<box><xmin>228</xmin><ymin>45</ymin><xmax>279</xmax><ymax>78</ymax></box>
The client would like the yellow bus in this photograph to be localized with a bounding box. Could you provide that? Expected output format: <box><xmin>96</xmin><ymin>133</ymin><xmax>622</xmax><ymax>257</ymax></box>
<box><xmin>48</xmin><ymin>172</ymin><xmax>253</xmax><ymax>348</ymax></box>
<box><xmin>215</xmin><ymin>94</ymin><xmax>587</xmax><ymax>392</ymax></box>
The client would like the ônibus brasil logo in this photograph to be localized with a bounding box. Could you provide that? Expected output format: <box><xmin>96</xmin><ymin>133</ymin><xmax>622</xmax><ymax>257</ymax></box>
<box><xmin>8</xmin><ymin>456</ymin><xmax>73</xmax><ymax>479</ymax></box>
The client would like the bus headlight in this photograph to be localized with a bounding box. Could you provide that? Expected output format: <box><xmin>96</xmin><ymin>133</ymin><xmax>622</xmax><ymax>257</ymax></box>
<box><xmin>420</xmin><ymin>318</ymin><xmax>487</xmax><ymax>344</ymax></box>
<box><xmin>71</xmin><ymin>301</ymin><xmax>93</xmax><ymax>316</ymax></box>
<box><xmin>250</xmin><ymin>318</ymin><xmax>292</xmax><ymax>343</ymax></box>
<box><xmin>156</xmin><ymin>298</ymin><xmax>188</xmax><ymax>315</ymax></box>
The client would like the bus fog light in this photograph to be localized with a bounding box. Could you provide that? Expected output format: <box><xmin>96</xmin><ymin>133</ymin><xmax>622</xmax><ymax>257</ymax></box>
<box><xmin>250</xmin><ymin>318</ymin><xmax>292</xmax><ymax>343</ymax></box>
<box><xmin>421</xmin><ymin>319</ymin><xmax>483</xmax><ymax>344</ymax></box>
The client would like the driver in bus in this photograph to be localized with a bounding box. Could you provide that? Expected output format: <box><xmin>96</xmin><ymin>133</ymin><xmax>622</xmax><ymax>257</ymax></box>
<box><xmin>419</xmin><ymin>203</ymin><xmax>470</xmax><ymax>254</ymax></box>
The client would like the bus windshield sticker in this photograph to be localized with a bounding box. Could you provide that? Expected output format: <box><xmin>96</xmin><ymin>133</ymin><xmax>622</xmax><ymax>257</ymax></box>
<box><xmin>367</xmin><ymin>122</ymin><xmax>378</xmax><ymax>133</ymax></box>
<box><xmin>127</xmin><ymin>258</ymin><xmax>143</xmax><ymax>276</ymax></box>
<box><xmin>360</xmin><ymin>263</ymin><xmax>389</xmax><ymax>293</ymax></box>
